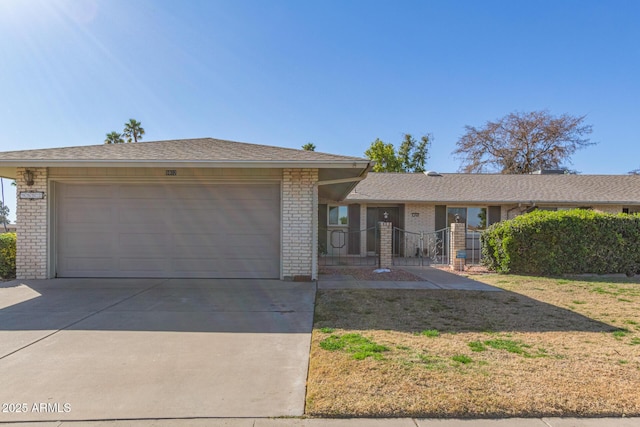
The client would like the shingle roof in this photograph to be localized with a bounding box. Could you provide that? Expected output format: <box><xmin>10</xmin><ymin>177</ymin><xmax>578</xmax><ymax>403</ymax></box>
<box><xmin>0</xmin><ymin>138</ymin><xmax>368</xmax><ymax>166</ymax></box>
<box><xmin>346</xmin><ymin>172</ymin><xmax>640</xmax><ymax>205</ymax></box>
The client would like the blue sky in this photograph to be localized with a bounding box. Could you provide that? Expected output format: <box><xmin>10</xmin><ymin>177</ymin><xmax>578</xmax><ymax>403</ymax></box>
<box><xmin>0</xmin><ymin>0</ymin><xmax>639</xmax><ymax>221</ymax></box>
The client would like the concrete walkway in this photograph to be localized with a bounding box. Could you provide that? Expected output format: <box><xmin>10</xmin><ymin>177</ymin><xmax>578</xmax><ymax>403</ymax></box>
<box><xmin>318</xmin><ymin>265</ymin><xmax>502</xmax><ymax>291</ymax></box>
<box><xmin>3</xmin><ymin>417</ymin><xmax>638</xmax><ymax>426</ymax></box>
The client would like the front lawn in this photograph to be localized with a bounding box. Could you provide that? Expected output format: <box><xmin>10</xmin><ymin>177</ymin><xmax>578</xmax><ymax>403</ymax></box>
<box><xmin>306</xmin><ymin>274</ymin><xmax>640</xmax><ymax>417</ymax></box>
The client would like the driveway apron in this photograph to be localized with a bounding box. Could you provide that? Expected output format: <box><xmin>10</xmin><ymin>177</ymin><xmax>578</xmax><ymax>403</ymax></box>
<box><xmin>0</xmin><ymin>278</ymin><xmax>315</xmax><ymax>422</ymax></box>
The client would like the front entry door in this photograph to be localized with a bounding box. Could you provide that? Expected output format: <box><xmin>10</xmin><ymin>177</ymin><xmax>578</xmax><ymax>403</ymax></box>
<box><xmin>366</xmin><ymin>207</ymin><xmax>400</xmax><ymax>254</ymax></box>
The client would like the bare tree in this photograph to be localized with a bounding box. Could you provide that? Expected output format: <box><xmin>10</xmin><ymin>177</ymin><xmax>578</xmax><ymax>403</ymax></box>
<box><xmin>453</xmin><ymin>111</ymin><xmax>594</xmax><ymax>174</ymax></box>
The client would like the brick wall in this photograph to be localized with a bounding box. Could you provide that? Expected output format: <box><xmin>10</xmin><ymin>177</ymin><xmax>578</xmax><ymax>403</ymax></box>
<box><xmin>378</xmin><ymin>221</ymin><xmax>392</xmax><ymax>268</ymax></box>
<box><xmin>16</xmin><ymin>167</ymin><xmax>48</xmax><ymax>279</ymax></box>
<box><xmin>403</xmin><ymin>203</ymin><xmax>435</xmax><ymax>233</ymax></box>
<box><xmin>449</xmin><ymin>222</ymin><xmax>466</xmax><ymax>271</ymax></box>
<box><xmin>282</xmin><ymin>168</ymin><xmax>318</xmax><ymax>280</ymax></box>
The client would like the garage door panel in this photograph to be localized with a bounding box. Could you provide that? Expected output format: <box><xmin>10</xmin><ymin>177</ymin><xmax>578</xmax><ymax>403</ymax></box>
<box><xmin>118</xmin><ymin>207</ymin><xmax>168</xmax><ymax>224</ymax></box>
<box><xmin>63</xmin><ymin>184</ymin><xmax>117</xmax><ymax>198</ymax></box>
<box><xmin>65</xmin><ymin>206</ymin><xmax>114</xmax><ymax>224</ymax></box>
<box><xmin>118</xmin><ymin>234</ymin><xmax>168</xmax><ymax>256</ymax></box>
<box><xmin>118</xmin><ymin>257</ymin><xmax>167</xmax><ymax>273</ymax></box>
<box><xmin>61</xmin><ymin>257</ymin><xmax>116</xmax><ymax>274</ymax></box>
<box><xmin>63</xmin><ymin>232</ymin><xmax>114</xmax><ymax>256</ymax></box>
<box><xmin>57</xmin><ymin>182</ymin><xmax>280</xmax><ymax>278</ymax></box>
<box><xmin>118</xmin><ymin>185</ymin><xmax>168</xmax><ymax>199</ymax></box>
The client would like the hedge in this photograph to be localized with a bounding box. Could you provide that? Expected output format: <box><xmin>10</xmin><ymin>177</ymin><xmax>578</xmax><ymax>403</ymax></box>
<box><xmin>0</xmin><ymin>232</ymin><xmax>15</xmax><ymax>279</ymax></box>
<box><xmin>481</xmin><ymin>210</ymin><xmax>640</xmax><ymax>276</ymax></box>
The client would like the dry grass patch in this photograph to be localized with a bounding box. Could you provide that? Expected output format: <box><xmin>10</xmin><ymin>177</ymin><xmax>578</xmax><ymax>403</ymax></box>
<box><xmin>306</xmin><ymin>275</ymin><xmax>640</xmax><ymax>418</ymax></box>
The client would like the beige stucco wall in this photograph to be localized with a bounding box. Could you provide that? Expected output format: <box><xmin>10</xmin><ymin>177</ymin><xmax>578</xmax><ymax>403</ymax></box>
<box><xmin>16</xmin><ymin>167</ymin><xmax>49</xmax><ymax>279</ymax></box>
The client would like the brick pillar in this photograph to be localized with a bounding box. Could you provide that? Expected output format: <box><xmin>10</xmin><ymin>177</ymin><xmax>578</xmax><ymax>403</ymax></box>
<box><xmin>449</xmin><ymin>222</ymin><xmax>466</xmax><ymax>271</ymax></box>
<box><xmin>16</xmin><ymin>167</ymin><xmax>49</xmax><ymax>279</ymax></box>
<box><xmin>282</xmin><ymin>168</ymin><xmax>318</xmax><ymax>281</ymax></box>
<box><xmin>378</xmin><ymin>221</ymin><xmax>392</xmax><ymax>269</ymax></box>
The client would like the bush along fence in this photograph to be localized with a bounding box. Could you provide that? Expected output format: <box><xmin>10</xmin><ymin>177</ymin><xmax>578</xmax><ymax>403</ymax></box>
<box><xmin>481</xmin><ymin>209</ymin><xmax>640</xmax><ymax>276</ymax></box>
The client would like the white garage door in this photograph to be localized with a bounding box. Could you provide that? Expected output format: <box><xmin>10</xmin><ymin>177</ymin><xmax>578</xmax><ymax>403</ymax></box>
<box><xmin>56</xmin><ymin>182</ymin><xmax>281</xmax><ymax>278</ymax></box>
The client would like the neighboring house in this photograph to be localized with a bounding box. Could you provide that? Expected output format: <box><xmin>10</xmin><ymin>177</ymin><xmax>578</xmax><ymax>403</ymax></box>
<box><xmin>0</xmin><ymin>138</ymin><xmax>371</xmax><ymax>280</ymax></box>
<box><xmin>319</xmin><ymin>171</ymin><xmax>640</xmax><ymax>261</ymax></box>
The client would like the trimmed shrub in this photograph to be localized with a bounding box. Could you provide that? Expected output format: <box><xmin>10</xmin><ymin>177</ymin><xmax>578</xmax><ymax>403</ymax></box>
<box><xmin>0</xmin><ymin>232</ymin><xmax>16</xmax><ymax>279</ymax></box>
<box><xmin>481</xmin><ymin>210</ymin><xmax>640</xmax><ymax>276</ymax></box>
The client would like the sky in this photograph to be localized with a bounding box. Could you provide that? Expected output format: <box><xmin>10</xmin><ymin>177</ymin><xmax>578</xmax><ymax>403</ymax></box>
<box><xmin>0</xmin><ymin>0</ymin><xmax>639</xmax><ymax>222</ymax></box>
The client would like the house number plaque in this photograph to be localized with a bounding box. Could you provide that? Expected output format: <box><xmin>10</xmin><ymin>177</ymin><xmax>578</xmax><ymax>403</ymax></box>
<box><xmin>20</xmin><ymin>191</ymin><xmax>45</xmax><ymax>199</ymax></box>
<box><xmin>165</xmin><ymin>170</ymin><xmax>177</xmax><ymax>176</ymax></box>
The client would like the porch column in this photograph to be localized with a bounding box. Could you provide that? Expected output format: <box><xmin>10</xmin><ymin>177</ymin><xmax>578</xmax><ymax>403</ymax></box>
<box><xmin>449</xmin><ymin>222</ymin><xmax>466</xmax><ymax>271</ymax></box>
<box><xmin>378</xmin><ymin>221</ymin><xmax>392</xmax><ymax>269</ymax></box>
<box><xmin>16</xmin><ymin>167</ymin><xmax>49</xmax><ymax>279</ymax></box>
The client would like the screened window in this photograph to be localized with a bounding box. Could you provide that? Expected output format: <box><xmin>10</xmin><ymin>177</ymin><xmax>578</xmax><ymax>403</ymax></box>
<box><xmin>329</xmin><ymin>206</ymin><xmax>348</xmax><ymax>226</ymax></box>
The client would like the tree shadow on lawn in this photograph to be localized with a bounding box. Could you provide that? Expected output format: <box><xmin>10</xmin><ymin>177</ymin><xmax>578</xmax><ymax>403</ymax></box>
<box><xmin>314</xmin><ymin>289</ymin><xmax>618</xmax><ymax>333</ymax></box>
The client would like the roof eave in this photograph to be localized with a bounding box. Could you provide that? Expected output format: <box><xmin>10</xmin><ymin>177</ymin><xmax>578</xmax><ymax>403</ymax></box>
<box><xmin>343</xmin><ymin>197</ymin><xmax>640</xmax><ymax>205</ymax></box>
<box><xmin>0</xmin><ymin>159</ymin><xmax>371</xmax><ymax>171</ymax></box>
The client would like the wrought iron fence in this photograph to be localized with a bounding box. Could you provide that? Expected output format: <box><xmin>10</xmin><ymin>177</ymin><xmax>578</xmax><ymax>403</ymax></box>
<box><xmin>465</xmin><ymin>231</ymin><xmax>483</xmax><ymax>265</ymax></box>
<box><xmin>318</xmin><ymin>226</ymin><xmax>378</xmax><ymax>266</ymax></box>
<box><xmin>392</xmin><ymin>227</ymin><xmax>450</xmax><ymax>266</ymax></box>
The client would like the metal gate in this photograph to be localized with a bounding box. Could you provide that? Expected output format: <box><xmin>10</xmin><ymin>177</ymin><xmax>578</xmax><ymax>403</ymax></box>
<box><xmin>392</xmin><ymin>227</ymin><xmax>450</xmax><ymax>266</ymax></box>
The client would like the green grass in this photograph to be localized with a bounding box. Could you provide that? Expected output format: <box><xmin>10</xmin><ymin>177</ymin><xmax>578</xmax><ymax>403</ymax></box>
<box><xmin>468</xmin><ymin>341</ymin><xmax>487</xmax><ymax>352</ymax></box>
<box><xmin>612</xmin><ymin>330</ymin><xmax>629</xmax><ymax>340</ymax></box>
<box><xmin>484</xmin><ymin>339</ymin><xmax>534</xmax><ymax>356</ymax></box>
<box><xmin>451</xmin><ymin>355</ymin><xmax>473</xmax><ymax>364</ymax></box>
<box><xmin>420</xmin><ymin>329</ymin><xmax>440</xmax><ymax>337</ymax></box>
<box><xmin>319</xmin><ymin>327</ymin><xmax>335</xmax><ymax>334</ymax></box>
<box><xmin>629</xmin><ymin>338</ymin><xmax>640</xmax><ymax>346</ymax></box>
<box><xmin>319</xmin><ymin>333</ymin><xmax>389</xmax><ymax>360</ymax></box>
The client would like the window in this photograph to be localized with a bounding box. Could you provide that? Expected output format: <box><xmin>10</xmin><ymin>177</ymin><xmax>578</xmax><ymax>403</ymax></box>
<box><xmin>328</xmin><ymin>206</ymin><xmax>348</xmax><ymax>226</ymax></box>
<box><xmin>446</xmin><ymin>207</ymin><xmax>487</xmax><ymax>232</ymax></box>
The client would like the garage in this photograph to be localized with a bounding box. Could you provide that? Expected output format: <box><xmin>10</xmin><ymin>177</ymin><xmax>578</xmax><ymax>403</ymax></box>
<box><xmin>55</xmin><ymin>182</ymin><xmax>281</xmax><ymax>278</ymax></box>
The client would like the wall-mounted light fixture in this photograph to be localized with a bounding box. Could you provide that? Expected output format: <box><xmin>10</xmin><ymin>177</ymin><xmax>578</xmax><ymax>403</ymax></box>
<box><xmin>23</xmin><ymin>169</ymin><xmax>34</xmax><ymax>186</ymax></box>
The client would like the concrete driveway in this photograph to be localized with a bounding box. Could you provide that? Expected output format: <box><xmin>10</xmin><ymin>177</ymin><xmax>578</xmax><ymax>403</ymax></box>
<box><xmin>0</xmin><ymin>278</ymin><xmax>315</xmax><ymax>422</ymax></box>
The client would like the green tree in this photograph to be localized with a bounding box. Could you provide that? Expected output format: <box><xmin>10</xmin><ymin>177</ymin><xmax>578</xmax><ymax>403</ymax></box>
<box><xmin>365</xmin><ymin>134</ymin><xmax>431</xmax><ymax>172</ymax></box>
<box><xmin>104</xmin><ymin>131</ymin><xmax>125</xmax><ymax>144</ymax></box>
<box><xmin>453</xmin><ymin>110</ymin><xmax>594</xmax><ymax>174</ymax></box>
<box><xmin>302</xmin><ymin>142</ymin><xmax>316</xmax><ymax>151</ymax></box>
<box><xmin>123</xmin><ymin>119</ymin><xmax>145</xmax><ymax>143</ymax></box>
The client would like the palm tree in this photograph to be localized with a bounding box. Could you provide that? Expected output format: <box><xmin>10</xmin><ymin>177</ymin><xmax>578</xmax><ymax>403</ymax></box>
<box><xmin>104</xmin><ymin>131</ymin><xmax>125</xmax><ymax>144</ymax></box>
<box><xmin>123</xmin><ymin>119</ymin><xmax>145</xmax><ymax>143</ymax></box>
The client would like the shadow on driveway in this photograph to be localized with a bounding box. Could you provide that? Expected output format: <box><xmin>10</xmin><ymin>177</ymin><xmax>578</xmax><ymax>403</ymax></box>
<box><xmin>0</xmin><ymin>278</ymin><xmax>315</xmax><ymax>333</ymax></box>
